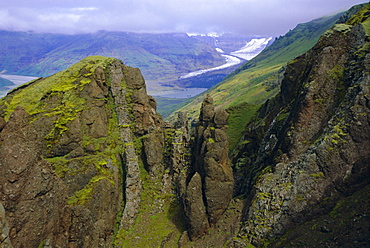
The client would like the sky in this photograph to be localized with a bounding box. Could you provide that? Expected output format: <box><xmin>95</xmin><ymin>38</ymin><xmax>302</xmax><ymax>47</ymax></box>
<box><xmin>0</xmin><ymin>0</ymin><xmax>367</xmax><ymax>36</ymax></box>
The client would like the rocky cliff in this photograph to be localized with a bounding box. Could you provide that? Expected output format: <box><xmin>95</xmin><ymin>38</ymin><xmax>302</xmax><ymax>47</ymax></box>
<box><xmin>231</xmin><ymin>4</ymin><xmax>370</xmax><ymax>246</ymax></box>
<box><xmin>0</xmin><ymin>56</ymin><xmax>166</xmax><ymax>247</ymax></box>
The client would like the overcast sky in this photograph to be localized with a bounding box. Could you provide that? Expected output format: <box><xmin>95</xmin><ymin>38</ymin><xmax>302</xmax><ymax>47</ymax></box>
<box><xmin>0</xmin><ymin>0</ymin><xmax>367</xmax><ymax>36</ymax></box>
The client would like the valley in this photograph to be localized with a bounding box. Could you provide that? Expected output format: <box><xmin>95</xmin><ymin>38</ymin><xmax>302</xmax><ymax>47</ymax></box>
<box><xmin>0</xmin><ymin>32</ymin><xmax>271</xmax><ymax>113</ymax></box>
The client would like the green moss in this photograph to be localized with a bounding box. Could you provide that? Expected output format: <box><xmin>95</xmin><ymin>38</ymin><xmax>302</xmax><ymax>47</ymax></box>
<box><xmin>257</xmin><ymin>192</ymin><xmax>273</xmax><ymax>200</ymax></box>
<box><xmin>333</xmin><ymin>24</ymin><xmax>352</xmax><ymax>33</ymax></box>
<box><xmin>362</xmin><ymin>20</ymin><xmax>370</xmax><ymax>36</ymax></box>
<box><xmin>310</xmin><ymin>172</ymin><xmax>325</xmax><ymax>178</ymax></box>
<box><xmin>114</xmin><ymin>171</ymin><xmax>185</xmax><ymax>247</ymax></box>
<box><xmin>327</xmin><ymin>65</ymin><xmax>344</xmax><ymax>82</ymax></box>
<box><xmin>37</xmin><ymin>240</ymin><xmax>45</xmax><ymax>248</ymax></box>
<box><xmin>0</xmin><ymin>56</ymin><xmax>116</xmax><ymax>121</ymax></box>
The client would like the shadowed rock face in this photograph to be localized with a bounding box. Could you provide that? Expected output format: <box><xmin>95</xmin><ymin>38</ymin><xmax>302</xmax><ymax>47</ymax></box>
<box><xmin>0</xmin><ymin>202</ymin><xmax>13</xmax><ymax>248</ymax></box>
<box><xmin>184</xmin><ymin>95</ymin><xmax>234</xmax><ymax>240</ymax></box>
<box><xmin>231</xmin><ymin>4</ymin><xmax>370</xmax><ymax>245</ymax></box>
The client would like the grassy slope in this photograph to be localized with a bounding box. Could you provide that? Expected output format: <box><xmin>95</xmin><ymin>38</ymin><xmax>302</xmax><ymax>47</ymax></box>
<box><xmin>227</xmin><ymin>103</ymin><xmax>260</xmax><ymax>152</ymax></box>
<box><xmin>115</xmin><ymin>160</ymin><xmax>185</xmax><ymax>247</ymax></box>
<box><xmin>169</xmin><ymin>12</ymin><xmax>344</xmax><ymax>122</ymax></box>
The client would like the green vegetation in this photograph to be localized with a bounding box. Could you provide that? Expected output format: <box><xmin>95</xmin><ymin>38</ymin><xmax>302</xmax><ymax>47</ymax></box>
<box><xmin>0</xmin><ymin>56</ymin><xmax>124</xmax><ymax>207</ymax></box>
<box><xmin>0</xmin><ymin>31</ymin><xmax>224</xmax><ymax>83</ymax></box>
<box><xmin>227</xmin><ymin>103</ymin><xmax>260</xmax><ymax>152</ymax></box>
<box><xmin>0</xmin><ymin>56</ymin><xmax>116</xmax><ymax>121</ymax></box>
<box><xmin>115</xmin><ymin>161</ymin><xmax>185</xmax><ymax>247</ymax></box>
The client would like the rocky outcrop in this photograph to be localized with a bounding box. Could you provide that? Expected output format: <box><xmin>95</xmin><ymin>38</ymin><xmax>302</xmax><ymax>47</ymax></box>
<box><xmin>184</xmin><ymin>95</ymin><xmax>234</xmax><ymax>240</ymax></box>
<box><xmin>0</xmin><ymin>56</ymin><xmax>164</xmax><ymax>247</ymax></box>
<box><xmin>231</xmin><ymin>4</ymin><xmax>370</xmax><ymax>245</ymax></box>
<box><xmin>183</xmin><ymin>172</ymin><xmax>210</xmax><ymax>238</ymax></box>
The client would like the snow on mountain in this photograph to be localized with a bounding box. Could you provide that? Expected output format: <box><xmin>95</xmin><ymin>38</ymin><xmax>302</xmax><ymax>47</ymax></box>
<box><xmin>231</xmin><ymin>37</ymin><xmax>272</xmax><ymax>60</ymax></box>
<box><xmin>186</xmin><ymin>32</ymin><xmax>222</xmax><ymax>37</ymax></box>
<box><xmin>215</xmin><ymin>47</ymin><xmax>225</xmax><ymax>53</ymax></box>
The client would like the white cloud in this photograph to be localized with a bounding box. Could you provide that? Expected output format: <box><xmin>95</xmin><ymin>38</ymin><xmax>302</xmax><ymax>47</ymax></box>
<box><xmin>0</xmin><ymin>0</ymin><xmax>367</xmax><ymax>35</ymax></box>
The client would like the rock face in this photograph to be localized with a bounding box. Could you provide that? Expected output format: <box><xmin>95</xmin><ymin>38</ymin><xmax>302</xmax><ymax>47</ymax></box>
<box><xmin>184</xmin><ymin>95</ymin><xmax>234</xmax><ymax>240</ymax></box>
<box><xmin>0</xmin><ymin>56</ymin><xmax>163</xmax><ymax>247</ymax></box>
<box><xmin>232</xmin><ymin>4</ymin><xmax>370</xmax><ymax>246</ymax></box>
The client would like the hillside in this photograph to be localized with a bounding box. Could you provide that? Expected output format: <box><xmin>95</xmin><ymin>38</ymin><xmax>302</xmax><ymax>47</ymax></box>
<box><xmin>231</xmin><ymin>4</ymin><xmax>370</xmax><ymax>245</ymax></box>
<box><xmin>170</xmin><ymin>9</ymin><xmax>351</xmax><ymax>121</ymax></box>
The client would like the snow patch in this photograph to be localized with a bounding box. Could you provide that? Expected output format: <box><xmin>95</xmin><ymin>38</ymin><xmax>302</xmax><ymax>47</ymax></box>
<box><xmin>215</xmin><ymin>47</ymin><xmax>225</xmax><ymax>53</ymax></box>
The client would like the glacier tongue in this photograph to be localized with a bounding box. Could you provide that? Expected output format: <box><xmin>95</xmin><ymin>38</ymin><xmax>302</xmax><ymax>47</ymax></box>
<box><xmin>231</xmin><ymin>37</ymin><xmax>272</xmax><ymax>60</ymax></box>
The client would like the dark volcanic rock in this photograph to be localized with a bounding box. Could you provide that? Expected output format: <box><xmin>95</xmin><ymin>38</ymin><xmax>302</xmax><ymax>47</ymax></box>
<box><xmin>232</xmin><ymin>4</ymin><xmax>370</xmax><ymax>245</ymax></box>
<box><xmin>184</xmin><ymin>172</ymin><xmax>210</xmax><ymax>239</ymax></box>
<box><xmin>184</xmin><ymin>95</ymin><xmax>234</xmax><ymax>239</ymax></box>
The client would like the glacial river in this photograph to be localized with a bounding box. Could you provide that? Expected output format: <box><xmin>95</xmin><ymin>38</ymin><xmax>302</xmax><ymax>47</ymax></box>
<box><xmin>0</xmin><ymin>74</ymin><xmax>38</xmax><ymax>97</ymax></box>
<box><xmin>179</xmin><ymin>55</ymin><xmax>242</xmax><ymax>79</ymax></box>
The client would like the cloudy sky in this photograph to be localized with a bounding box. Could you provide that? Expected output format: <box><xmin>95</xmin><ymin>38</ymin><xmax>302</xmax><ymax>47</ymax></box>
<box><xmin>0</xmin><ymin>0</ymin><xmax>367</xmax><ymax>36</ymax></box>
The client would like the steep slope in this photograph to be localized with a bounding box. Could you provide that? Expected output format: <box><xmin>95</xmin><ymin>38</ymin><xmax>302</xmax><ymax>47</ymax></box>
<box><xmin>171</xmin><ymin>9</ymin><xmax>351</xmax><ymax>121</ymax></box>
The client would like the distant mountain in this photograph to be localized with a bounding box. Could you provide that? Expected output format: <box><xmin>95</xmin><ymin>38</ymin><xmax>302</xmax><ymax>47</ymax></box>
<box><xmin>0</xmin><ymin>31</ymin><xmax>223</xmax><ymax>82</ymax></box>
<box><xmin>0</xmin><ymin>31</ymin><xmax>269</xmax><ymax>88</ymax></box>
<box><xmin>158</xmin><ymin>34</ymin><xmax>272</xmax><ymax>91</ymax></box>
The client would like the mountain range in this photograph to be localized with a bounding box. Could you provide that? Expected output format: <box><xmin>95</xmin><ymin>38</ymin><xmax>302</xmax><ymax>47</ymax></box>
<box><xmin>0</xmin><ymin>31</ymin><xmax>270</xmax><ymax>91</ymax></box>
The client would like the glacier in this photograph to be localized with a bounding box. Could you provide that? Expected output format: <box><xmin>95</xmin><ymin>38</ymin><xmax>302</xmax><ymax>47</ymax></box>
<box><xmin>230</xmin><ymin>37</ymin><xmax>272</xmax><ymax>60</ymax></box>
